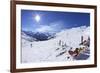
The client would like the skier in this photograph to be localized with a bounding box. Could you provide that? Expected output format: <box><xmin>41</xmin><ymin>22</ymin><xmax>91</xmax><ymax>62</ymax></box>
<box><xmin>30</xmin><ymin>43</ymin><xmax>32</xmax><ymax>48</ymax></box>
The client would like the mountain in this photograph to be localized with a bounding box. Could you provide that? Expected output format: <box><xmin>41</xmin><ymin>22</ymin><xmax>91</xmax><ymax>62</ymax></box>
<box><xmin>21</xmin><ymin>26</ymin><xmax>90</xmax><ymax>63</ymax></box>
<box><xmin>21</xmin><ymin>30</ymin><xmax>56</xmax><ymax>41</ymax></box>
<box><xmin>21</xmin><ymin>31</ymin><xmax>37</xmax><ymax>42</ymax></box>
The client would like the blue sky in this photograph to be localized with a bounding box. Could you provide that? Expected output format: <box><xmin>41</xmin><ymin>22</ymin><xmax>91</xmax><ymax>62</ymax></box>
<box><xmin>21</xmin><ymin>10</ymin><xmax>90</xmax><ymax>33</ymax></box>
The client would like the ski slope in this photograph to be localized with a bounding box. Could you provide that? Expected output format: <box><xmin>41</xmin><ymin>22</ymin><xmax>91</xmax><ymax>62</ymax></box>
<box><xmin>21</xmin><ymin>26</ymin><xmax>90</xmax><ymax>63</ymax></box>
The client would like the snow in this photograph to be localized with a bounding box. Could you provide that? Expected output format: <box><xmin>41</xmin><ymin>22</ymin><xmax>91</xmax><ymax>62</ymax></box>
<box><xmin>21</xmin><ymin>26</ymin><xmax>90</xmax><ymax>63</ymax></box>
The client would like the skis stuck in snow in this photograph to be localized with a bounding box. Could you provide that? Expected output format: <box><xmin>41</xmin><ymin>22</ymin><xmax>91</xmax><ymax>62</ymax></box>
<box><xmin>56</xmin><ymin>35</ymin><xmax>90</xmax><ymax>60</ymax></box>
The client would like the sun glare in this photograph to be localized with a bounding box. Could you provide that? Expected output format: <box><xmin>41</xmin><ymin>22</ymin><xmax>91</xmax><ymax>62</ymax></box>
<box><xmin>35</xmin><ymin>15</ymin><xmax>40</xmax><ymax>22</ymax></box>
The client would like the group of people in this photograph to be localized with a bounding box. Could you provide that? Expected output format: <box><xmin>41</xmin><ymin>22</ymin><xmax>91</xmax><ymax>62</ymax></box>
<box><xmin>68</xmin><ymin>36</ymin><xmax>90</xmax><ymax>57</ymax></box>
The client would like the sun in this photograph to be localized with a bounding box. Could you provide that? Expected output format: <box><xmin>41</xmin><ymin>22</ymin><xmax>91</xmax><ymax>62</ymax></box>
<box><xmin>35</xmin><ymin>15</ymin><xmax>41</xmax><ymax>22</ymax></box>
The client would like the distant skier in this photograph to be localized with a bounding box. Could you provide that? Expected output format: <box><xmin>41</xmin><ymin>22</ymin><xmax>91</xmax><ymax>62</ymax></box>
<box><xmin>30</xmin><ymin>43</ymin><xmax>32</xmax><ymax>48</ymax></box>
